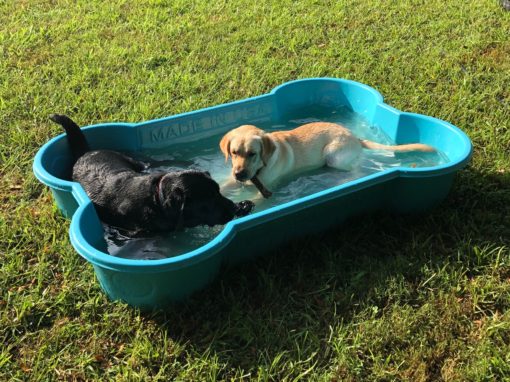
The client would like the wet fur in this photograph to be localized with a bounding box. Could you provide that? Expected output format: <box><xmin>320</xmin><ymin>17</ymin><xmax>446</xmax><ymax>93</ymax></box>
<box><xmin>220</xmin><ymin>122</ymin><xmax>435</xmax><ymax>191</ymax></box>
<box><xmin>51</xmin><ymin>114</ymin><xmax>251</xmax><ymax>234</ymax></box>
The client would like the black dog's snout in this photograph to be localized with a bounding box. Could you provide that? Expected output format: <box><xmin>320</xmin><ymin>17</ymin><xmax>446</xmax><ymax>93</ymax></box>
<box><xmin>234</xmin><ymin>200</ymin><xmax>255</xmax><ymax>217</ymax></box>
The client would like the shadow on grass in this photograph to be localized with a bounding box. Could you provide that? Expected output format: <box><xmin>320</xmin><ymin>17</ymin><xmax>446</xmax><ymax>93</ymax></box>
<box><xmin>146</xmin><ymin>166</ymin><xmax>509</xmax><ymax>372</ymax></box>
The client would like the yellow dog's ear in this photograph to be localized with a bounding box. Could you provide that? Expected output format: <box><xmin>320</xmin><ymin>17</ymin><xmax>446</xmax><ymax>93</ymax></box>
<box><xmin>261</xmin><ymin>134</ymin><xmax>275</xmax><ymax>165</ymax></box>
<box><xmin>219</xmin><ymin>131</ymin><xmax>232</xmax><ymax>162</ymax></box>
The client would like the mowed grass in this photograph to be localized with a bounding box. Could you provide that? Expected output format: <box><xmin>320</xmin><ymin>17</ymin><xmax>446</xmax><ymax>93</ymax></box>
<box><xmin>1</xmin><ymin>0</ymin><xmax>510</xmax><ymax>380</ymax></box>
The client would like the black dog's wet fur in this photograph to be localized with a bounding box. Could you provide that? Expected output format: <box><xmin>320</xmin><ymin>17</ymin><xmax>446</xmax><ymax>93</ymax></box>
<box><xmin>50</xmin><ymin>114</ymin><xmax>253</xmax><ymax>234</ymax></box>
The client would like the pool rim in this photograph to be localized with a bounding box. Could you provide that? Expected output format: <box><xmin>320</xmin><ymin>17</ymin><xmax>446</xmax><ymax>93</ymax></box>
<box><xmin>33</xmin><ymin>77</ymin><xmax>473</xmax><ymax>272</ymax></box>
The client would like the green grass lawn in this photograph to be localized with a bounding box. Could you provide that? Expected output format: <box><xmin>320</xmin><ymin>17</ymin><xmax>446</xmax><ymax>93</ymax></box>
<box><xmin>1</xmin><ymin>0</ymin><xmax>510</xmax><ymax>380</ymax></box>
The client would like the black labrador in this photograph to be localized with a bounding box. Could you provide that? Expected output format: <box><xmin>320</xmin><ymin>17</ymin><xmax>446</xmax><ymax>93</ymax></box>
<box><xmin>50</xmin><ymin>114</ymin><xmax>254</xmax><ymax>234</ymax></box>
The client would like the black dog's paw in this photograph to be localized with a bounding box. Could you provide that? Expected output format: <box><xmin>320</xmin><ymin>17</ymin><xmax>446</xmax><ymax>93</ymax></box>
<box><xmin>235</xmin><ymin>200</ymin><xmax>255</xmax><ymax>217</ymax></box>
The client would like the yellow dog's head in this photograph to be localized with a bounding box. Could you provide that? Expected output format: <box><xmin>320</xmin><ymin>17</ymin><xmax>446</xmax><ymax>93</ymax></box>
<box><xmin>219</xmin><ymin>125</ymin><xmax>275</xmax><ymax>182</ymax></box>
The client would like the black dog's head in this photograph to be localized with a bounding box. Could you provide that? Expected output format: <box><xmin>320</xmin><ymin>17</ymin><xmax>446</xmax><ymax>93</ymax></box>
<box><xmin>158</xmin><ymin>170</ymin><xmax>254</xmax><ymax>229</ymax></box>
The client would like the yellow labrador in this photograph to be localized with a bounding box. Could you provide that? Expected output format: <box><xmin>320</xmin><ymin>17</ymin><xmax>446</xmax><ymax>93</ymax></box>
<box><xmin>220</xmin><ymin>122</ymin><xmax>434</xmax><ymax>197</ymax></box>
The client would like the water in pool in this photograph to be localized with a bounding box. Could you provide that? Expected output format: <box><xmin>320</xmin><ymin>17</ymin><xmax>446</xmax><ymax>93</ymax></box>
<box><xmin>104</xmin><ymin>107</ymin><xmax>449</xmax><ymax>259</ymax></box>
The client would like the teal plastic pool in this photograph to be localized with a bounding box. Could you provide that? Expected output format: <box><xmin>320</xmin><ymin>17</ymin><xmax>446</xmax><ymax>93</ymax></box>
<box><xmin>33</xmin><ymin>78</ymin><xmax>472</xmax><ymax>309</ymax></box>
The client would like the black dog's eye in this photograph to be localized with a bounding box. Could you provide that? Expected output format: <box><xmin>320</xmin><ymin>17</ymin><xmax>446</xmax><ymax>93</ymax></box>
<box><xmin>247</xmin><ymin>152</ymin><xmax>255</xmax><ymax>158</ymax></box>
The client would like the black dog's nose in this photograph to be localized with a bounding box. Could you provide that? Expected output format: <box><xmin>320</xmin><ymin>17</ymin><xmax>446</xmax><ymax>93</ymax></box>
<box><xmin>234</xmin><ymin>169</ymin><xmax>249</xmax><ymax>181</ymax></box>
<box><xmin>234</xmin><ymin>200</ymin><xmax>254</xmax><ymax>217</ymax></box>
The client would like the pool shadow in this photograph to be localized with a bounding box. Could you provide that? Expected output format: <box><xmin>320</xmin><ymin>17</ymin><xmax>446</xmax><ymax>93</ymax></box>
<box><xmin>146</xmin><ymin>166</ymin><xmax>509</xmax><ymax>374</ymax></box>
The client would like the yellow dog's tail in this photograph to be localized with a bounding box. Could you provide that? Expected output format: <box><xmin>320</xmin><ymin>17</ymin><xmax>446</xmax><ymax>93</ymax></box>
<box><xmin>360</xmin><ymin>139</ymin><xmax>435</xmax><ymax>152</ymax></box>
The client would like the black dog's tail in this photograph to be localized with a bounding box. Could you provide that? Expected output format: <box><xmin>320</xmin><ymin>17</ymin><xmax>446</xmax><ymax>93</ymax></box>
<box><xmin>49</xmin><ymin>114</ymin><xmax>90</xmax><ymax>160</ymax></box>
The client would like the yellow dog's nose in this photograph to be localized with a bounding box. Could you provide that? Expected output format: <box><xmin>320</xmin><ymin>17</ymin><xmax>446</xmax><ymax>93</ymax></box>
<box><xmin>234</xmin><ymin>168</ymin><xmax>249</xmax><ymax>181</ymax></box>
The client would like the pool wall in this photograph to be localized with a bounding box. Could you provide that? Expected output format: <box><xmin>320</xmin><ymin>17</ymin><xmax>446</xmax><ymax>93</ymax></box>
<box><xmin>33</xmin><ymin>78</ymin><xmax>472</xmax><ymax>309</ymax></box>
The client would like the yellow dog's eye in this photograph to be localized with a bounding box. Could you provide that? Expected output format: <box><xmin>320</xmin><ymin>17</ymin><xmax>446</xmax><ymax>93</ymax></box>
<box><xmin>231</xmin><ymin>150</ymin><xmax>237</xmax><ymax>156</ymax></box>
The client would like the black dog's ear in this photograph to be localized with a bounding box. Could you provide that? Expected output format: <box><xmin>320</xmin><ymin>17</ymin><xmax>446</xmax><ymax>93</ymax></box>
<box><xmin>157</xmin><ymin>175</ymin><xmax>185</xmax><ymax>211</ymax></box>
<box><xmin>158</xmin><ymin>182</ymin><xmax>187</xmax><ymax>230</ymax></box>
<box><xmin>171</xmin><ymin>187</ymin><xmax>186</xmax><ymax>211</ymax></box>
<box><xmin>162</xmin><ymin>185</ymin><xmax>185</xmax><ymax>211</ymax></box>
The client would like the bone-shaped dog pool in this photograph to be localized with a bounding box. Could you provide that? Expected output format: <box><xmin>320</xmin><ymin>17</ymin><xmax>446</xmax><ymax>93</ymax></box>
<box><xmin>33</xmin><ymin>78</ymin><xmax>472</xmax><ymax>309</ymax></box>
